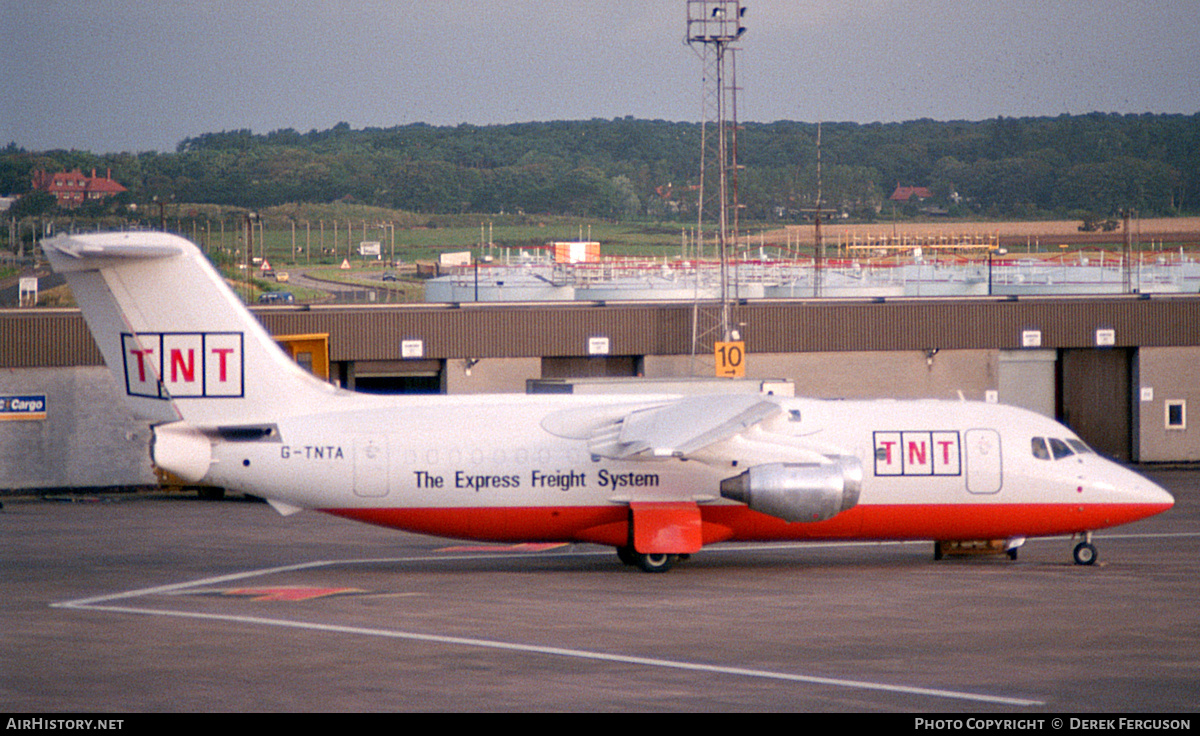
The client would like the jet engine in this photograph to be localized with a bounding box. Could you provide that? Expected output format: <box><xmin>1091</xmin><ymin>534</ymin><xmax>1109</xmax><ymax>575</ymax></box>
<box><xmin>151</xmin><ymin>422</ymin><xmax>213</xmax><ymax>483</ymax></box>
<box><xmin>719</xmin><ymin>457</ymin><xmax>862</xmax><ymax>522</ymax></box>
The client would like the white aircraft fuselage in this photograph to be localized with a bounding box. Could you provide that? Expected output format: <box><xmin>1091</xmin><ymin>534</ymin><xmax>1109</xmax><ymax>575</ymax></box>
<box><xmin>196</xmin><ymin>393</ymin><xmax>1170</xmax><ymax>549</ymax></box>
<box><xmin>44</xmin><ymin>231</ymin><xmax>1174</xmax><ymax>571</ymax></box>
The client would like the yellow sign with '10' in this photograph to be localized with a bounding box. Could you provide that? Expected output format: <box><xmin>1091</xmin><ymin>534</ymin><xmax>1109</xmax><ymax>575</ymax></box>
<box><xmin>715</xmin><ymin>341</ymin><xmax>745</xmax><ymax>378</ymax></box>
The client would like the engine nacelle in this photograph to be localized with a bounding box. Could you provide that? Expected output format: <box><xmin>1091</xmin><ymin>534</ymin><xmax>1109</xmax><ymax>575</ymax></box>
<box><xmin>151</xmin><ymin>422</ymin><xmax>213</xmax><ymax>483</ymax></box>
<box><xmin>720</xmin><ymin>457</ymin><xmax>862</xmax><ymax>522</ymax></box>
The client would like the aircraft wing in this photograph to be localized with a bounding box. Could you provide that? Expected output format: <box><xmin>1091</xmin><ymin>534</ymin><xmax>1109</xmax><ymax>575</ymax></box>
<box><xmin>541</xmin><ymin>394</ymin><xmax>783</xmax><ymax>460</ymax></box>
<box><xmin>542</xmin><ymin>394</ymin><xmax>861</xmax><ymax>547</ymax></box>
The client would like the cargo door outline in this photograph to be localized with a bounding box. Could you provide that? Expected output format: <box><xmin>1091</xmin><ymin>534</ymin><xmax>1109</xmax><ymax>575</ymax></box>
<box><xmin>353</xmin><ymin>436</ymin><xmax>389</xmax><ymax>498</ymax></box>
<box><xmin>964</xmin><ymin>428</ymin><xmax>1002</xmax><ymax>494</ymax></box>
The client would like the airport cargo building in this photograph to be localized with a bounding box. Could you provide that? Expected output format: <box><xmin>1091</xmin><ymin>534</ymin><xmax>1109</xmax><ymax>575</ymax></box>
<box><xmin>1</xmin><ymin>294</ymin><xmax>1198</xmax><ymax>489</ymax></box>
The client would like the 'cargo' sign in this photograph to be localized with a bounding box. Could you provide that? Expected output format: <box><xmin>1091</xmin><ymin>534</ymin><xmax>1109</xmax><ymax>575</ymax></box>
<box><xmin>0</xmin><ymin>395</ymin><xmax>47</xmax><ymax>420</ymax></box>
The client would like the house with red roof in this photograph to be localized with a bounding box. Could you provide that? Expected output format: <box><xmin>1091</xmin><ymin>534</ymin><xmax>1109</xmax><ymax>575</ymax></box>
<box><xmin>31</xmin><ymin>168</ymin><xmax>127</xmax><ymax>209</ymax></box>
<box><xmin>888</xmin><ymin>185</ymin><xmax>934</xmax><ymax>203</ymax></box>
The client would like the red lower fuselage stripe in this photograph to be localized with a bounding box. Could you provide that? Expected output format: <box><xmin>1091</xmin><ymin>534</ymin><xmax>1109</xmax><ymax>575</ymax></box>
<box><xmin>321</xmin><ymin>502</ymin><xmax>1172</xmax><ymax>547</ymax></box>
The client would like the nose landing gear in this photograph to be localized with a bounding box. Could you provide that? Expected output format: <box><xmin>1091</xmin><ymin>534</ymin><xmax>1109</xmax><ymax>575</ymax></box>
<box><xmin>1073</xmin><ymin>532</ymin><xmax>1098</xmax><ymax>565</ymax></box>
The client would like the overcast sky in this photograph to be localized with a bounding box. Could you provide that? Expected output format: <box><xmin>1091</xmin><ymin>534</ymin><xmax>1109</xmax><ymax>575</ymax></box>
<box><xmin>4</xmin><ymin>0</ymin><xmax>1198</xmax><ymax>153</ymax></box>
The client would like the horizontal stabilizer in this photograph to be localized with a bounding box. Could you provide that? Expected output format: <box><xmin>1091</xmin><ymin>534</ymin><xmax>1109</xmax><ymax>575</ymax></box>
<box><xmin>44</xmin><ymin>231</ymin><xmax>339</xmax><ymax>426</ymax></box>
<box><xmin>42</xmin><ymin>234</ymin><xmax>183</xmax><ymax>272</ymax></box>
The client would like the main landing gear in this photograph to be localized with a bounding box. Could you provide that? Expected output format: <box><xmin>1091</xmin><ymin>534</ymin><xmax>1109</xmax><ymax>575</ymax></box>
<box><xmin>617</xmin><ymin>546</ymin><xmax>682</xmax><ymax>573</ymax></box>
<box><xmin>933</xmin><ymin>539</ymin><xmax>1023</xmax><ymax>561</ymax></box>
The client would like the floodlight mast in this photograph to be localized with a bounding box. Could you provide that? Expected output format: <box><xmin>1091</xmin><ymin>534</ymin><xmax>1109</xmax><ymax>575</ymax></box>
<box><xmin>687</xmin><ymin>1</ymin><xmax>746</xmax><ymax>344</ymax></box>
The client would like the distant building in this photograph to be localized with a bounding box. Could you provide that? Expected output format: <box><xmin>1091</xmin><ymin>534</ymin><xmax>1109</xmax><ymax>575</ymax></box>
<box><xmin>889</xmin><ymin>185</ymin><xmax>933</xmax><ymax>203</ymax></box>
<box><xmin>31</xmin><ymin>168</ymin><xmax>127</xmax><ymax>209</ymax></box>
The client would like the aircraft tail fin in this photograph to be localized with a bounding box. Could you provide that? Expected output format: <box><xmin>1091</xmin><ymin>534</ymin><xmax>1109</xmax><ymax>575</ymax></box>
<box><xmin>44</xmin><ymin>231</ymin><xmax>337</xmax><ymax>425</ymax></box>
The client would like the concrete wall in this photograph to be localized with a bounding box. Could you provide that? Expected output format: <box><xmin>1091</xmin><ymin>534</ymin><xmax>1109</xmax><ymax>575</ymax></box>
<box><xmin>443</xmin><ymin>357</ymin><xmax>541</xmax><ymax>394</ymax></box>
<box><xmin>1137</xmin><ymin>346</ymin><xmax>1200</xmax><ymax>462</ymax></box>
<box><xmin>6</xmin><ymin>346</ymin><xmax>1199</xmax><ymax>491</ymax></box>
<box><xmin>0</xmin><ymin>367</ymin><xmax>156</xmax><ymax>490</ymax></box>
<box><xmin>645</xmin><ymin>349</ymin><xmax>999</xmax><ymax>401</ymax></box>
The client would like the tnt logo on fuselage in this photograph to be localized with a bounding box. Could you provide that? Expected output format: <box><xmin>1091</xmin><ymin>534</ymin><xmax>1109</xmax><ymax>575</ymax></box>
<box><xmin>874</xmin><ymin>431</ymin><xmax>962</xmax><ymax>477</ymax></box>
<box><xmin>122</xmin><ymin>332</ymin><xmax>243</xmax><ymax>399</ymax></box>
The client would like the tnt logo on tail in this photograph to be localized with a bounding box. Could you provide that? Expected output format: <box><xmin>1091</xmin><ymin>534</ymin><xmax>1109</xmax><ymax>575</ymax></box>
<box><xmin>122</xmin><ymin>332</ymin><xmax>244</xmax><ymax>399</ymax></box>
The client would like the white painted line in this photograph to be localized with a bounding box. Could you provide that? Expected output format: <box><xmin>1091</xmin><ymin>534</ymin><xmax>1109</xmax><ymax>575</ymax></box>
<box><xmin>52</xmin><ymin>552</ymin><xmax>568</xmax><ymax>607</ymax></box>
<box><xmin>54</xmin><ymin>560</ymin><xmax>341</xmax><ymax>607</ymax></box>
<box><xmin>51</xmin><ymin>550</ymin><xmax>1046</xmax><ymax>708</ymax></box>
<box><xmin>58</xmin><ymin>600</ymin><xmax>1042</xmax><ymax>707</ymax></box>
<box><xmin>710</xmin><ymin>531</ymin><xmax>1200</xmax><ymax>554</ymax></box>
<box><xmin>1092</xmin><ymin>531</ymin><xmax>1200</xmax><ymax>540</ymax></box>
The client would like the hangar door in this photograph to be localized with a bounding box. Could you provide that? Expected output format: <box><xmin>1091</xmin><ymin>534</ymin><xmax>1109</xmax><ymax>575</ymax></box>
<box><xmin>998</xmin><ymin>350</ymin><xmax>1056</xmax><ymax>417</ymax></box>
<box><xmin>1058</xmin><ymin>348</ymin><xmax>1134</xmax><ymax>462</ymax></box>
<box><xmin>350</xmin><ymin>359</ymin><xmax>444</xmax><ymax>394</ymax></box>
<box><xmin>542</xmin><ymin>355</ymin><xmax>643</xmax><ymax>378</ymax></box>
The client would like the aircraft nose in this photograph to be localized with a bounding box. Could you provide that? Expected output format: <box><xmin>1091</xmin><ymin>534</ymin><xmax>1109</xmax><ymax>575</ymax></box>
<box><xmin>1142</xmin><ymin>478</ymin><xmax>1175</xmax><ymax>508</ymax></box>
<box><xmin>1124</xmin><ymin>470</ymin><xmax>1175</xmax><ymax>509</ymax></box>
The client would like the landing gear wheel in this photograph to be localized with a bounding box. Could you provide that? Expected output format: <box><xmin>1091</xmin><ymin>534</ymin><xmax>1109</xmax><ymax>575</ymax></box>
<box><xmin>616</xmin><ymin>546</ymin><xmax>638</xmax><ymax>566</ymax></box>
<box><xmin>1073</xmin><ymin>541</ymin><xmax>1098</xmax><ymax>566</ymax></box>
<box><xmin>1007</xmin><ymin>547</ymin><xmax>1019</xmax><ymax>561</ymax></box>
<box><xmin>933</xmin><ymin>542</ymin><xmax>944</xmax><ymax>561</ymax></box>
<box><xmin>636</xmin><ymin>553</ymin><xmax>679</xmax><ymax>573</ymax></box>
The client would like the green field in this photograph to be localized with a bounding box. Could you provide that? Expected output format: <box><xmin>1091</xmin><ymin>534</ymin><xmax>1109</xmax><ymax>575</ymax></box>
<box><xmin>22</xmin><ymin>199</ymin><xmax>1200</xmax><ymax>307</ymax></box>
<box><xmin>192</xmin><ymin>214</ymin><xmax>701</xmax><ymax>305</ymax></box>
<box><xmin>198</xmin><ymin>221</ymin><xmax>692</xmax><ymax>271</ymax></box>
<box><xmin>178</xmin><ymin>204</ymin><xmax>693</xmax><ymax>271</ymax></box>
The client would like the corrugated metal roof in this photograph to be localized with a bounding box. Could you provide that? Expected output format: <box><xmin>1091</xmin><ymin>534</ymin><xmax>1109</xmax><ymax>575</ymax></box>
<box><xmin>0</xmin><ymin>309</ymin><xmax>103</xmax><ymax>367</ymax></box>
<box><xmin>2</xmin><ymin>295</ymin><xmax>1197</xmax><ymax>367</ymax></box>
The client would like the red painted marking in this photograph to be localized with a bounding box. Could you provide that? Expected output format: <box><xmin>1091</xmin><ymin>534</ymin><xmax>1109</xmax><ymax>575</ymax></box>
<box><xmin>130</xmin><ymin>348</ymin><xmax>153</xmax><ymax>382</ymax></box>
<box><xmin>323</xmin><ymin>502</ymin><xmax>1173</xmax><ymax>548</ymax></box>
<box><xmin>221</xmin><ymin>587</ymin><xmax>364</xmax><ymax>602</ymax></box>
<box><xmin>630</xmin><ymin>501</ymin><xmax>703</xmax><ymax>554</ymax></box>
<box><xmin>170</xmin><ymin>348</ymin><xmax>195</xmax><ymax>383</ymax></box>
<box><xmin>325</xmin><ymin>506</ymin><xmax>632</xmax><ymax>547</ymax></box>
<box><xmin>211</xmin><ymin>347</ymin><xmax>234</xmax><ymax>382</ymax></box>
<box><xmin>437</xmin><ymin>542</ymin><xmax>567</xmax><ymax>553</ymax></box>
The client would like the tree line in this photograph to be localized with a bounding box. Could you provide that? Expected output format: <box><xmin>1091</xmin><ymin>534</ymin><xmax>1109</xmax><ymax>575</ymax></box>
<box><xmin>3</xmin><ymin>113</ymin><xmax>1197</xmax><ymax>223</ymax></box>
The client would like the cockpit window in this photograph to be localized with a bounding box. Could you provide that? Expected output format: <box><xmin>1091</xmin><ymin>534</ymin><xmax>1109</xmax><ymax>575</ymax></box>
<box><xmin>1049</xmin><ymin>438</ymin><xmax>1074</xmax><ymax>460</ymax></box>
<box><xmin>1033</xmin><ymin>436</ymin><xmax>1087</xmax><ymax>460</ymax></box>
